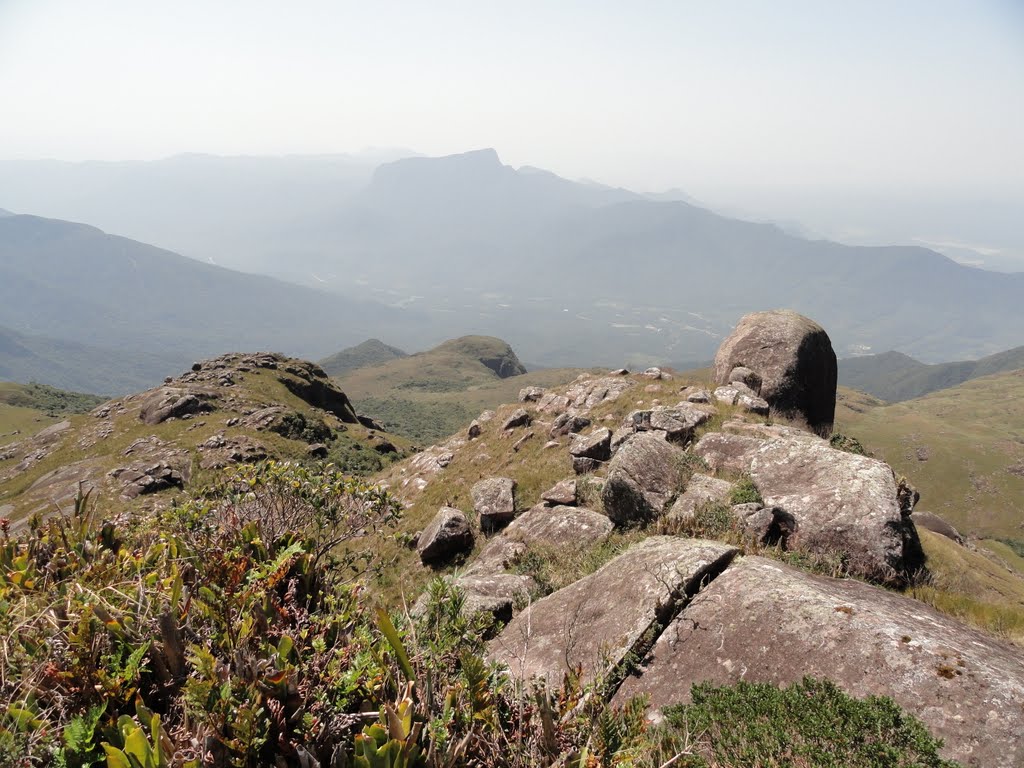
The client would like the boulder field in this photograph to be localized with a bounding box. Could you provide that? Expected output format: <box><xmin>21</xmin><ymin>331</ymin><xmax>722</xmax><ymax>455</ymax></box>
<box><xmin>400</xmin><ymin>310</ymin><xmax>1024</xmax><ymax>767</ymax></box>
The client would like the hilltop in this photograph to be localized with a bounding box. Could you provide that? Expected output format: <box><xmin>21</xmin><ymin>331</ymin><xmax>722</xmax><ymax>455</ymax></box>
<box><xmin>319</xmin><ymin>338</ymin><xmax>409</xmax><ymax>377</ymax></box>
<box><xmin>331</xmin><ymin>335</ymin><xmax>586</xmax><ymax>442</ymax></box>
<box><xmin>839</xmin><ymin>345</ymin><xmax>1024</xmax><ymax>402</ymax></box>
<box><xmin>2</xmin><ymin>312</ymin><xmax>1023</xmax><ymax>766</ymax></box>
<box><xmin>0</xmin><ymin>352</ymin><xmax>411</xmax><ymax>529</ymax></box>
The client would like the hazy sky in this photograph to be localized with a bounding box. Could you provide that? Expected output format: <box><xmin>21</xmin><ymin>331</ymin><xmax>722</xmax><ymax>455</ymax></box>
<box><xmin>1</xmin><ymin>0</ymin><xmax>1023</xmax><ymax>197</ymax></box>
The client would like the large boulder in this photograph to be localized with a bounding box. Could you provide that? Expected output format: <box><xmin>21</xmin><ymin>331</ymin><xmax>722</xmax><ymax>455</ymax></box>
<box><xmin>569</xmin><ymin>427</ymin><xmax>612</xmax><ymax>473</ymax></box>
<box><xmin>714</xmin><ymin>310</ymin><xmax>837</xmax><ymax>436</ymax></box>
<box><xmin>625</xmin><ymin>404</ymin><xmax>713</xmax><ymax>444</ymax></box>
<box><xmin>613</xmin><ymin>556</ymin><xmax>1024</xmax><ymax>768</ymax></box>
<box><xmin>417</xmin><ymin>507</ymin><xmax>474</xmax><ymax>564</ymax></box>
<box><xmin>692</xmin><ymin>432</ymin><xmax>765</xmax><ymax>474</ymax></box>
<box><xmin>471</xmin><ymin>477</ymin><xmax>517</xmax><ymax>530</ymax></box>
<box><xmin>488</xmin><ymin>538</ymin><xmax>737</xmax><ymax>686</ymax></box>
<box><xmin>748</xmin><ymin>434</ymin><xmax>922</xmax><ymax>583</ymax></box>
<box><xmin>602</xmin><ymin>433</ymin><xmax>688</xmax><ymax>525</ymax></box>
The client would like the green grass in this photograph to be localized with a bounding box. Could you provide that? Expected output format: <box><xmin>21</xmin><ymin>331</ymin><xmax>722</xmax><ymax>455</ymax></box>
<box><xmin>0</xmin><ymin>381</ymin><xmax>105</xmax><ymax>416</ymax></box>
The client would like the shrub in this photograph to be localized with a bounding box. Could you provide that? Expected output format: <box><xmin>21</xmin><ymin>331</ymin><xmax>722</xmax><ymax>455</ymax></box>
<box><xmin>729</xmin><ymin>477</ymin><xmax>762</xmax><ymax>505</ymax></box>
<box><xmin>648</xmin><ymin>677</ymin><xmax>959</xmax><ymax>767</ymax></box>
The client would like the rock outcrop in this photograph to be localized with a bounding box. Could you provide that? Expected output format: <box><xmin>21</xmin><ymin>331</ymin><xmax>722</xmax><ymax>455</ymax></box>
<box><xmin>488</xmin><ymin>538</ymin><xmax>738</xmax><ymax>686</ymax></box>
<box><xmin>471</xmin><ymin>477</ymin><xmax>517</xmax><ymax>530</ymax></box>
<box><xmin>749</xmin><ymin>432</ymin><xmax>923</xmax><ymax>582</ymax></box>
<box><xmin>714</xmin><ymin>309</ymin><xmax>837</xmax><ymax>436</ymax></box>
<box><xmin>612</xmin><ymin>556</ymin><xmax>1024</xmax><ymax>768</ymax></box>
<box><xmin>417</xmin><ymin>507</ymin><xmax>474</xmax><ymax>564</ymax></box>
<box><xmin>601</xmin><ymin>433</ymin><xmax>688</xmax><ymax>525</ymax></box>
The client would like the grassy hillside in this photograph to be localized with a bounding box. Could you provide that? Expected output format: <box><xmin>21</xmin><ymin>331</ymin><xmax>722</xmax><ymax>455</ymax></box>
<box><xmin>320</xmin><ymin>338</ymin><xmax>408</xmax><ymax>377</ymax></box>
<box><xmin>836</xmin><ymin>371</ymin><xmax>1024</xmax><ymax>541</ymax></box>
<box><xmin>0</xmin><ymin>381</ymin><xmax>105</xmax><ymax>446</ymax></box>
<box><xmin>0</xmin><ymin>354</ymin><xmax>412</xmax><ymax>528</ymax></box>
<box><xmin>333</xmin><ymin>335</ymin><xmax>587</xmax><ymax>443</ymax></box>
<box><xmin>839</xmin><ymin>346</ymin><xmax>1024</xmax><ymax>402</ymax></box>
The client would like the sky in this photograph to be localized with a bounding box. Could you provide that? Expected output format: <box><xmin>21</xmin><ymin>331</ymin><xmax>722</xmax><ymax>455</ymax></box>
<box><xmin>1</xmin><ymin>0</ymin><xmax>1023</xmax><ymax>249</ymax></box>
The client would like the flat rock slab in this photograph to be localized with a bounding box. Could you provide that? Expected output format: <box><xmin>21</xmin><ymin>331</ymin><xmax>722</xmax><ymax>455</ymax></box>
<box><xmin>692</xmin><ymin>432</ymin><xmax>765</xmax><ymax>475</ymax></box>
<box><xmin>471</xmin><ymin>476</ymin><xmax>517</xmax><ymax>530</ymax></box>
<box><xmin>749</xmin><ymin>435</ymin><xmax>914</xmax><ymax>582</ymax></box>
<box><xmin>613</xmin><ymin>556</ymin><xmax>1024</xmax><ymax>768</ymax></box>
<box><xmin>488</xmin><ymin>537</ymin><xmax>738</xmax><ymax>686</ymax></box>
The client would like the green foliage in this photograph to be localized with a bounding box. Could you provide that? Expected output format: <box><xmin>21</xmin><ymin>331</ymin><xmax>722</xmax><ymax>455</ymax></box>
<box><xmin>510</xmin><ymin>533</ymin><xmax>643</xmax><ymax>598</ymax></box>
<box><xmin>830</xmin><ymin>432</ymin><xmax>868</xmax><ymax>455</ymax></box>
<box><xmin>729</xmin><ymin>477</ymin><xmax>762</xmax><ymax>505</ymax></box>
<box><xmin>0</xmin><ymin>381</ymin><xmax>105</xmax><ymax>416</ymax></box>
<box><xmin>357</xmin><ymin>396</ymin><xmax>476</xmax><ymax>444</ymax></box>
<box><xmin>652</xmin><ymin>677</ymin><xmax>960</xmax><ymax>768</ymax></box>
<box><xmin>271</xmin><ymin>410</ymin><xmax>332</xmax><ymax>443</ymax></box>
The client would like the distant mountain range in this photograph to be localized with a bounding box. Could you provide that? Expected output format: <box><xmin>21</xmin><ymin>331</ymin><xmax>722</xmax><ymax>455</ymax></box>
<box><xmin>0</xmin><ymin>213</ymin><xmax>431</xmax><ymax>393</ymax></box>
<box><xmin>839</xmin><ymin>346</ymin><xmax>1024</xmax><ymax>402</ymax></box>
<box><xmin>1</xmin><ymin>149</ymin><xmax>1022</xmax><ymax>375</ymax></box>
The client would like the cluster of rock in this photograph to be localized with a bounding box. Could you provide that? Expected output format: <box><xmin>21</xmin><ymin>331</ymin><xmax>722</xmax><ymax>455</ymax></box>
<box><xmin>403</xmin><ymin>310</ymin><xmax>1024</xmax><ymax>766</ymax></box>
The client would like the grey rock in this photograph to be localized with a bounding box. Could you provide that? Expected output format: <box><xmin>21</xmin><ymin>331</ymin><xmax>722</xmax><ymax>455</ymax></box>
<box><xmin>417</xmin><ymin>507</ymin><xmax>474</xmax><ymax>564</ymax></box>
<box><xmin>913</xmin><ymin>511</ymin><xmax>964</xmax><ymax>545</ymax></box>
<box><xmin>541</xmin><ymin>479</ymin><xmax>577</xmax><ymax>506</ymax></box>
<box><xmin>550</xmin><ymin>411</ymin><xmax>591</xmax><ymax>437</ymax></box>
<box><xmin>488</xmin><ymin>537</ymin><xmax>737</xmax><ymax>686</ymax></box>
<box><xmin>728</xmin><ymin>365</ymin><xmax>762</xmax><ymax>392</ymax></box>
<box><xmin>714</xmin><ymin>309</ymin><xmax>838</xmax><ymax>436</ymax></box>
<box><xmin>139</xmin><ymin>389</ymin><xmax>211</xmax><ymax>425</ymax></box>
<box><xmin>602</xmin><ymin>433</ymin><xmax>689</xmax><ymax>525</ymax></box>
<box><xmin>685</xmin><ymin>388</ymin><xmax>712</xmax><ymax>403</ymax></box>
<box><xmin>518</xmin><ymin>386</ymin><xmax>546</xmax><ymax>402</ymax></box>
<box><xmin>668</xmin><ymin>474</ymin><xmax>735</xmax><ymax>520</ymax></box>
<box><xmin>749</xmin><ymin>434</ymin><xmax>922</xmax><ymax>583</ymax></box>
<box><xmin>613</xmin><ymin>556</ymin><xmax>1024</xmax><ymax>768</ymax></box>
<box><xmin>692</xmin><ymin>431</ymin><xmax>765</xmax><ymax>474</ymax></box>
<box><xmin>569</xmin><ymin>427</ymin><xmax>612</xmax><ymax>462</ymax></box>
<box><xmin>471</xmin><ymin>477</ymin><xmax>517</xmax><ymax>530</ymax></box>
<box><xmin>502</xmin><ymin>408</ymin><xmax>531</xmax><ymax>431</ymax></box>
<box><xmin>627</xmin><ymin>404</ymin><xmax>713</xmax><ymax>444</ymax></box>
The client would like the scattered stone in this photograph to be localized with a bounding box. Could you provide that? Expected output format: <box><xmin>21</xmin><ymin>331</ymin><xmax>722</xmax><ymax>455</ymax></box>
<box><xmin>139</xmin><ymin>389</ymin><xmax>212</xmax><ymax>425</ymax></box>
<box><xmin>713</xmin><ymin>309</ymin><xmax>838</xmax><ymax>436</ymax></box>
<box><xmin>417</xmin><ymin>507</ymin><xmax>474</xmax><ymax>564</ymax></box>
<box><xmin>471</xmin><ymin>477</ymin><xmax>517</xmax><ymax>530</ymax></box>
<box><xmin>543</xmin><ymin>440</ymin><xmax>560</xmax><ymax>450</ymax></box>
<box><xmin>436</xmin><ymin>451</ymin><xmax>454</xmax><ymax>468</ymax></box>
<box><xmin>626</xmin><ymin>404</ymin><xmax>713</xmax><ymax>444</ymax></box>
<box><xmin>358</xmin><ymin>415</ymin><xmax>386</xmax><ymax>431</ymax></box>
<box><xmin>467</xmin><ymin>421</ymin><xmax>483</xmax><ymax>439</ymax></box>
<box><xmin>550</xmin><ymin>411</ymin><xmax>591</xmax><ymax>437</ymax></box>
<box><xmin>642</xmin><ymin>367</ymin><xmax>664</xmax><ymax>379</ymax></box>
<box><xmin>728</xmin><ymin>365</ymin><xmax>762</xmax><ymax>392</ymax></box>
<box><xmin>609</xmin><ymin>367</ymin><xmax>629</xmax><ymax>375</ymax></box>
<box><xmin>512</xmin><ymin>431</ymin><xmax>535</xmax><ymax>452</ymax></box>
<box><xmin>306</xmin><ymin>443</ymin><xmax>329</xmax><ymax>459</ymax></box>
<box><xmin>541</xmin><ymin>479</ymin><xmax>577</xmax><ymax>506</ymax></box>
<box><xmin>569</xmin><ymin>427</ymin><xmax>612</xmax><ymax>474</ymax></box>
<box><xmin>685</xmin><ymin>388</ymin><xmax>712</xmax><ymax>404</ymax></box>
<box><xmin>372</xmin><ymin>439</ymin><xmax>398</xmax><ymax>454</ymax></box>
<box><xmin>602</xmin><ymin>433</ymin><xmax>689</xmax><ymax>525</ymax></box>
<box><xmin>749</xmin><ymin>434</ymin><xmax>923</xmax><ymax>583</ymax></box>
<box><xmin>502</xmin><ymin>408</ymin><xmax>531</xmax><ymax>431</ymax></box>
<box><xmin>518</xmin><ymin>386</ymin><xmax>545</xmax><ymax>402</ymax></box>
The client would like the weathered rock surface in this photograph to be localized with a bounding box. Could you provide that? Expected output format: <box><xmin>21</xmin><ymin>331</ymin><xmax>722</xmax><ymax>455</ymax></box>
<box><xmin>714</xmin><ymin>309</ymin><xmax>837</xmax><ymax>436</ymax></box>
<box><xmin>602</xmin><ymin>433</ymin><xmax>688</xmax><ymax>525</ymax></box>
<box><xmin>518</xmin><ymin>386</ymin><xmax>545</xmax><ymax>402</ymax></box>
<box><xmin>692</xmin><ymin>432</ymin><xmax>764</xmax><ymax>474</ymax></box>
<box><xmin>613</xmin><ymin>556</ymin><xmax>1024</xmax><ymax>768</ymax></box>
<box><xmin>502</xmin><ymin>408</ymin><xmax>531</xmax><ymax>431</ymax></box>
<box><xmin>713</xmin><ymin>384</ymin><xmax>770</xmax><ymax>415</ymax></box>
<box><xmin>471</xmin><ymin>477</ymin><xmax>517</xmax><ymax>530</ymax></box>
<box><xmin>550</xmin><ymin>411</ymin><xmax>591</xmax><ymax>437</ymax></box>
<box><xmin>626</xmin><ymin>404</ymin><xmax>713</xmax><ymax>444</ymax></box>
<box><xmin>488</xmin><ymin>538</ymin><xmax>737</xmax><ymax>686</ymax></box>
<box><xmin>451</xmin><ymin>505</ymin><xmax>614</xmax><ymax>622</ymax></box>
<box><xmin>139</xmin><ymin>388</ymin><xmax>213</xmax><ymax>425</ymax></box>
<box><xmin>668</xmin><ymin>474</ymin><xmax>735</xmax><ymax>520</ymax></box>
<box><xmin>417</xmin><ymin>507</ymin><xmax>474</xmax><ymax>564</ymax></box>
<box><xmin>749</xmin><ymin>434</ymin><xmax>922</xmax><ymax>582</ymax></box>
<box><xmin>541</xmin><ymin>478</ymin><xmax>577</xmax><ymax>506</ymax></box>
<box><xmin>569</xmin><ymin>427</ymin><xmax>612</xmax><ymax>474</ymax></box>
<box><xmin>684</xmin><ymin>388</ymin><xmax>712</xmax><ymax>404</ymax></box>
